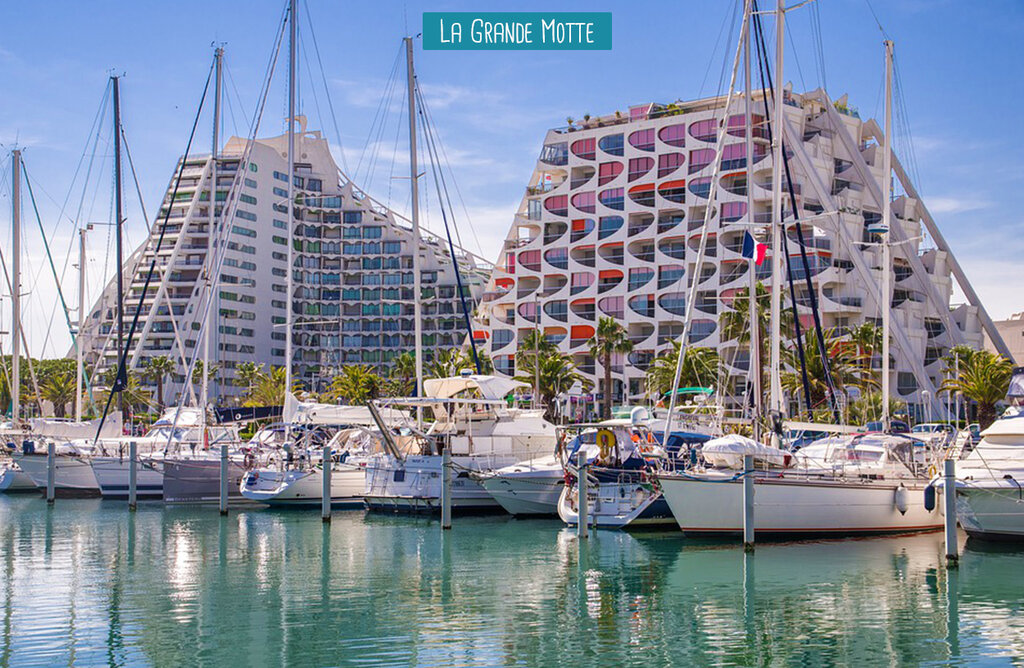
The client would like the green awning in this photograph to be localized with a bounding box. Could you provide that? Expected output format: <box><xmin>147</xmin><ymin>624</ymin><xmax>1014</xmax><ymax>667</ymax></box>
<box><xmin>663</xmin><ymin>387</ymin><xmax>714</xmax><ymax>397</ymax></box>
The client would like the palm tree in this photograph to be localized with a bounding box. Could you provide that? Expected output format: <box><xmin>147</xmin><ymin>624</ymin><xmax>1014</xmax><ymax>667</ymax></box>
<box><xmin>144</xmin><ymin>355</ymin><xmax>176</xmax><ymax>409</ymax></box>
<box><xmin>324</xmin><ymin>365</ymin><xmax>381</xmax><ymax>404</ymax></box>
<box><xmin>191</xmin><ymin>360</ymin><xmax>219</xmax><ymax>386</ymax></box>
<box><xmin>97</xmin><ymin>368</ymin><xmax>153</xmax><ymax>416</ymax></box>
<box><xmin>646</xmin><ymin>343</ymin><xmax>719</xmax><ymax>399</ymax></box>
<box><xmin>233</xmin><ymin>361</ymin><xmax>263</xmax><ymax>396</ymax></box>
<box><xmin>846</xmin><ymin>321</ymin><xmax>883</xmax><ymax>385</ymax></box>
<box><xmin>516</xmin><ymin>351</ymin><xmax>591</xmax><ymax>422</ymax></box>
<box><xmin>588</xmin><ymin>317</ymin><xmax>633</xmax><ymax>419</ymax></box>
<box><xmin>243</xmin><ymin>366</ymin><xmax>289</xmax><ymax>407</ymax></box>
<box><xmin>847</xmin><ymin>390</ymin><xmax>907</xmax><ymax>427</ymax></box>
<box><xmin>38</xmin><ymin>369</ymin><xmax>76</xmax><ymax>418</ymax></box>
<box><xmin>941</xmin><ymin>349</ymin><xmax>1013</xmax><ymax>429</ymax></box>
<box><xmin>719</xmin><ymin>281</ymin><xmax>794</xmax><ymax>398</ymax></box>
<box><xmin>781</xmin><ymin>327</ymin><xmax>873</xmax><ymax>419</ymax></box>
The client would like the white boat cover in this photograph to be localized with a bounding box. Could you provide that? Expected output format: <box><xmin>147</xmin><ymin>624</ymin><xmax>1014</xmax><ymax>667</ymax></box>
<box><xmin>285</xmin><ymin>394</ymin><xmax>408</xmax><ymax>426</ymax></box>
<box><xmin>423</xmin><ymin>375</ymin><xmax>527</xmax><ymax>401</ymax></box>
<box><xmin>702</xmin><ymin>434</ymin><xmax>794</xmax><ymax>469</ymax></box>
<box><xmin>28</xmin><ymin>412</ymin><xmax>123</xmax><ymax>440</ymax></box>
<box><xmin>152</xmin><ymin>407</ymin><xmax>202</xmax><ymax>428</ymax></box>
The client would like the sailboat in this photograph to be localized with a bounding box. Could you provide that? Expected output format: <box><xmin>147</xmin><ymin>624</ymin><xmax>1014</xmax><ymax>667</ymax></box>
<box><xmin>657</xmin><ymin>6</ymin><xmax>944</xmax><ymax>537</ymax></box>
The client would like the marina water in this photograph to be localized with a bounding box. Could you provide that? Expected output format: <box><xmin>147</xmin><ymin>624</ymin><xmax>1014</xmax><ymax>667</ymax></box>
<box><xmin>2</xmin><ymin>496</ymin><xmax>1022</xmax><ymax>666</ymax></box>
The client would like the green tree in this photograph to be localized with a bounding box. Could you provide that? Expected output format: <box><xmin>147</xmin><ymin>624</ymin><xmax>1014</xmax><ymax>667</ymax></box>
<box><xmin>781</xmin><ymin>327</ymin><xmax>874</xmax><ymax>419</ymax></box>
<box><xmin>98</xmin><ymin>367</ymin><xmax>153</xmax><ymax>415</ymax></box>
<box><xmin>38</xmin><ymin>368</ymin><xmax>76</xmax><ymax>418</ymax></box>
<box><xmin>191</xmin><ymin>360</ymin><xmax>219</xmax><ymax>386</ymax></box>
<box><xmin>646</xmin><ymin>342</ymin><xmax>719</xmax><ymax>399</ymax></box>
<box><xmin>243</xmin><ymin>366</ymin><xmax>290</xmax><ymax>407</ymax></box>
<box><xmin>144</xmin><ymin>355</ymin><xmax>177</xmax><ymax>409</ymax></box>
<box><xmin>325</xmin><ymin>365</ymin><xmax>382</xmax><ymax>404</ymax></box>
<box><xmin>588</xmin><ymin>317</ymin><xmax>633</xmax><ymax>419</ymax></box>
<box><xmin>940</xmin><ymin>349</ymin><xmax>1013</xmax><ymax>429</ymax></box>
<box><xmin>515</xmin><ymin>351</ymin><xmax>591</xmax><ymax>422</ymax></box>
<box><xmin>846</xmin><ymin>390</ymin><xmax>907</xmax><ymax>427</ymax></box>
<box><xmin>233</xmin><ymin>361</ymin><xmax>264</xmax><ymax>396</ymax></box>
<box><xmin>719</xmin><ymin>282</ymin><xmax>794</xmax><ymax>402</ymax></box>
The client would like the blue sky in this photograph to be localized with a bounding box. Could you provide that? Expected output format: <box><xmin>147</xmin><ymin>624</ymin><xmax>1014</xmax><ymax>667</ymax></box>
<box><xmin>1</xmin><ymin>0</ymin><xmax>1021</xmax><ymax>356</ymax></box>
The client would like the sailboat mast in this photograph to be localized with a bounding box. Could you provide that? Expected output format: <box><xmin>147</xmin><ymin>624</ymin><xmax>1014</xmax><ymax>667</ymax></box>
<box><xmin>768</xmin><ymin>0</ymin><xmax>786</xmax><ymax>418</ymax></box>
<box><xmin>76</xmin><ymin>227</ymin><xmax>87</xmax><ymax>421</ymax></box>
<box><xmin>10</xmin><ymin>150</ymin><xmax>21</xmax><ymax>424</ymax></box>
<box><xmin>202</xmin><ymin>46</ymin><xmax>223</xmax><ymax>424</ymax></box>
<box><xmin>743</xmin><ymin>0</ymin><xmax>761</xmax><ymax>442</ymax></box>
<box><xmin>285</xmin><ymin>0</ymin><xmax>297</xmax><ymax>400</ymax></box>
<box><xmin>405</xmin><ymin>36</ymin><xmax>424</xmax><ymax>426</ymax></box>
<box><xmin>112</xmin><ymin>75</ymin><xmax>127</xmax><ymax>420</ymax></box>
<box><xmin>881</xmin><ymin>39</ymin><xmax>894</xmax><ymax>428</ymax></box>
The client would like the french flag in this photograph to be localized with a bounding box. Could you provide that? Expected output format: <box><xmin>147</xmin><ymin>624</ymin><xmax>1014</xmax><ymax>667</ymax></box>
<box><xmin>741</xmin><ymin>231</ymin><xmax>768</xmax><ymax>265</ymax></box>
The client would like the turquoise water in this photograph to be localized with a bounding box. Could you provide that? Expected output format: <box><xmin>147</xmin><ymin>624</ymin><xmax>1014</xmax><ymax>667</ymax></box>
<box><xmin>1</xmin><ymin>497</ymin><xmax>1023</xmax><ymax>666</ymax></box>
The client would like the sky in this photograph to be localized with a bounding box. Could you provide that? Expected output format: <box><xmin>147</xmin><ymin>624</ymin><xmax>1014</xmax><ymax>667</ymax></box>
<box><xmin>0</xmin><ymin>0</ymin><xmax>1022</xmax><ymax>357</ymax></box>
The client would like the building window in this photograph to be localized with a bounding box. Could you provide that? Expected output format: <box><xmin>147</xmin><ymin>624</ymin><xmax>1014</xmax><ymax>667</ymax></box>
<box><xmin>628</xmin><ymin>128</ymin><xmax>655</xmax><ymax>151</ymax></box>
<box><xmin>598</xmin><ymin>134</ymin><xmax>624</xmax><ymax>156</ymax></box>
<box><xmin>544</xmin><ymin>195</ymin><xmax>568</xmax><ymax>216</ymax></box>
<box><xmin>658</xmin><ymin>124</ymin><xmax>686</xmax><ymax>148</ymax></box>
<box><xmin>628</xmin><ymin>157</ymin><xmax>653</xmax><ymax>182</ymax></box>
<box><xmin>232</xmin><ymin>225</ymin><xmax>256</xmax><ymax>238</ymax></box>
<box><xmin>598</xmin><ymin>188</ymin><xmax>624</xmax><ymax>210</ymax></box>
<box><xmin>571</xmin><ymin>191</ymin><xmax>595</xmax><ymax>214</ymax></box>
<box><xmin>597</xmin><ymin>162</ymin><xmax>623</xmax><ymax>186</ymax></box>
<box><xmin>658</xmin><ymin>153</ymin><xmax>685</xmax><ymax>178</ymax></box>
<box><xmin>689</xmin><ymin>119</ymin><xmax>717</xmax><ymax>143</ymax></box>
<box><xmin>571</xmin><ymin>138</ymin><xmax>596</xmax><ymax>160</ymax></box>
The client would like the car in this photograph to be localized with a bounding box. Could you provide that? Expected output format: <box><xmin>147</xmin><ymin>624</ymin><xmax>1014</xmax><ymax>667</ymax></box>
<box><xmin>863</xmin><ymin>420</ymin><xmax>910</xmax><ymax>434</ymax></box>
<box><xmin>784</xmin><ymin>429</ymin><xmax>830</xmax><ymax>450</ymax></box>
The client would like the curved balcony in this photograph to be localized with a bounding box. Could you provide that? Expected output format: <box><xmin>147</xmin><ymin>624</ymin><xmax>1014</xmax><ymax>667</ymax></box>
<box><xmin>598</xmin><ymin>296</ymin><xmax>624</xmax><ymax>319</ymax></box>
<box><xmin>544</xmin><ymin>327</ymin><xmax>568</xmax><ymax>346</ymax></box>
<box><xmin>627</xmin><ymin>240</ymin><xmax>656</xmax><ymax>264</ymax></box>
<box><xmin>628</xmin><ymin>183</ymin><xmax>656</xmax><ymax>207</ymax></box>
<box><xmin>597</xmin><ymin>161</ymin><xmax>623</xmax><ymax>186</ymax></box>
<box><xmin>627</xmin><ymin>213</ymin><xmax>654</xmax><ymax>237</ymax></box>
<box><xmin>570</xmin><ymin>166</ymin><xmax>595</xmax><ymax>189</ymax></box>
<box><xmin>543</xmin><ymin>247</ymin><xmax>568</xmax><ymax>270</ymax></box>
<box><xmin>627</xmin><ymin>157</ymin><xmax>654</xmax><ymax>182</ymax></box>
<box><xmin>598</xmin><ymin>243</ymin><xmax>624</xmax><ymax>266</ymax></box>
<box><xmin>570</xmin><ymin>218</ymin><xmax>595</xmax><ymax>243</ymax></box>
<box><xmin>598</xmin><ymin>216</ymin><xmax>624</xmax><ymax>240</ymax></box>
<box><xmin>658</xmin><ymin>292</ymin><xmax>687</xmax><ymax>317</ymax></box>
<box><xmin>658</xmin><ymin>264</ymin><xmax>685</xmax><ymax>289</ymax></box>
<box><xmin>543</xmin><ymin>301</ymin><xmax>568</xmax><ymax>323</ymax></box>
<box><xmin>628</xmin><ymin>267</ymin><xmax>654</xmax><ymax>291</ymax></box>
<box><xmin>628</xmin><ymin>294</ymin><xmax>655</xmax><ymax>318</ymax></box>
<box><xmin>629</xmin><ymin>323</ymin><xmax>655</xmax><ymax>346</ymax></box>
<box><xmin>596</xmin><ymin>269</ymin><xmax>623</xmax><ymax>293</ymax></box>
<box><xmin>570</xmin><ymin>298</ymin><xmax>595</xmax><ymax>321</ymax></box>
<box><xmin>543</xmin><ymin>221</ymin><xmax>568</xmax><ymax>245</ymax></box>
<box><xmin>570</xmin><ymin>245</ymin><xmax>595</xmax><ymax>268</ymax></box>
<box><xmin>516</xmin><ymin>275</ymin><xmax>540</xmax><ymax>299</ymax></box>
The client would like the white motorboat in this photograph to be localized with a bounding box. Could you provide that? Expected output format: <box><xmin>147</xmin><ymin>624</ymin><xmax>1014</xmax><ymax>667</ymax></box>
<box><xmin>948</xmin><ymin>399</ymin><xmax>1024</xmax><ymax>541</ymax></box>
<box><xmin>658</xmin><ymin>432</ymin><xmax>944</xmax><ymax>537</ymax></box>
<box><xmin>475</xmin><ymin>455</ymin><xmax>565</xmax><ymax>516</ymax></box>
<box><xmin>241</xmin><ymin>425</ymin><xmax>383</xmax><ymax>508</ymax></box>
<box><xmin>557</xmin><ymin>419</ymin><xmax>680</xmax><ymax>530</ymax></box>
<box><xmin>364</xmin><ymin>374</ymin><xmax>558</xmax><ymax>514</ymax></box>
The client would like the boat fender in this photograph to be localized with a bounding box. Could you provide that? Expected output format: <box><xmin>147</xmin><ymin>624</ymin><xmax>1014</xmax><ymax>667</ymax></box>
<box><xmin>928</xmin><ymin>465</ymin><xmax>937</xmax><ymax>478</ymax></box>
<box><xmin>894</xmin><ymin>484</ymin><xmax>908</xmax><ymax>515</ymax></box>
<box><xmin>923</xmin><ymin>484</ymin><xmax>936</xmax><ymax>512</ymax></box>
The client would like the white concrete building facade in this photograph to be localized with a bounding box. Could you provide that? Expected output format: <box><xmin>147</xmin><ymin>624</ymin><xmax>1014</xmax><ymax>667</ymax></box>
<box><xmin>81</xmin><ymin>126</ymin><xmax>487</xmax><ymax>404</ymax></box>
<box><xmin>475</xmin><ymin>88</ymin><xmax>991</xmax><ymax>420</ymax></box>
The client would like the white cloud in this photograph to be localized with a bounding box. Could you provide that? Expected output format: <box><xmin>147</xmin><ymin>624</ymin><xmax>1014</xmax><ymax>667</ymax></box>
<box><xmin>926</xmin><ymin>196</ymin><xmax>991</xmax><ymax>214</ymax></box>
<box><xmin>952</xmin><ymin>258</ymin><xmax>1022</xmax><ymax>321</ymax></box>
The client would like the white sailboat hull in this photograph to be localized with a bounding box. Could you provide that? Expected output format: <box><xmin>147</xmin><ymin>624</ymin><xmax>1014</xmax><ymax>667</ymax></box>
<box><xmin>90</xmin><ymin>457</ymin><xmax>164</xmax><ymax>499</ymax></box>
<box><xmin>479</xmin><ymin>472</ymin><xmax>564</xmax><ymax>516</ymax></box>
<box><xmin>13</xmin><ymin>452</ymin><xmax>100</xmax><ymax>496</ymax></box>
<box><xmin>0</xmin><ymin>466</ymin><xmax>36</xmax><ymax>493</ymax></box>
<box><xmin>240</xmin><ymin>465</ymin><xmax>366</xmax><ymax>508</ymax></box>
<box><xmin>659</xmin><ymin>473</ymin><xmax>943</xmax><ymax>536</ymax></box>
<box><xmin>364</xmin><ymin>455</ymin><xmax>512</xmax><ymax>513</ymax></box>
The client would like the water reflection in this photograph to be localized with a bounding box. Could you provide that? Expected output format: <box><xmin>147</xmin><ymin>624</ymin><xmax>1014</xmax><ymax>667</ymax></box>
<box><xmin>1</xmin><ymin>496</ymin><xmax>1024</xmax><ymax>665</ymax></box>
